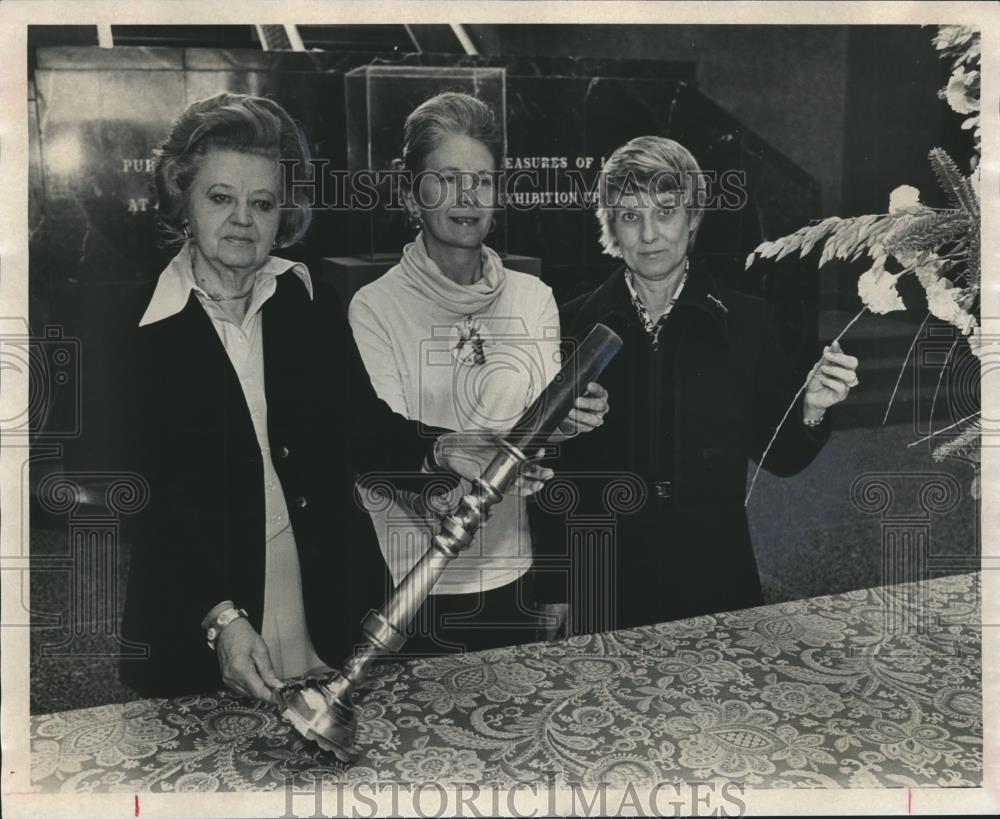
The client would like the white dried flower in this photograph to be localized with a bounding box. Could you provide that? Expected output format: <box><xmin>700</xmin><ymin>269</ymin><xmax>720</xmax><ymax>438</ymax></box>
<box><xmin>914</xmin><ymin>259</ymin><xmax>946</xmax><ymax>288</ymax></box>
<box><xmin>888</xmin><ymin>185</ymin><xmax>921</xmax><ymax>213</ymax></box>
<box><xmin>945</xmin><ymin>67</ymin><xmax>979</xmax><ymax>115</ymax></box>
<box><xmin>968</xmin><ymin>325</ymin><xmax>999</xmax><ymax>360</ymax></box>
<box><xmin>858</xmin><ymin>257</ymin><xmax>905</xmax><ymax>315</ymax></box>
<box><xmin>923</xmin><ymin>277</ymin><xmax>977</xmax><ymax>335</ymax></box>
<box><xmin>933</xmin><ymin>25</ymin><xmax>975</xmax><ymax>52</ymax></box>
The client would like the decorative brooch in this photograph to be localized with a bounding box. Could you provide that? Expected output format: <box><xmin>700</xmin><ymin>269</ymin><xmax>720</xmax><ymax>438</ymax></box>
<box><xmin>453</xmin><ymin>316</ymin><xmax>487</xmax><ymax>366</ymax></box>
<box><xmin>707</xmin><ymin>293</ymin><xmax>729</xmax><ymax>314</ymax></box>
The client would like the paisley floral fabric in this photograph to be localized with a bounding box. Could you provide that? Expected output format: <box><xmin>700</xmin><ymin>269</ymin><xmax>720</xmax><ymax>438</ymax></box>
<box><xmin>30</xmin><ymin>573</ymin><xmax>981</xmax><ymax>792</ymax></box>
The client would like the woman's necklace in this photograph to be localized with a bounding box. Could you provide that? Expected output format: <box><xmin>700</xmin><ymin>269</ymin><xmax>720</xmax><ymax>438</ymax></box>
<box><xmin>200</xmin><ymin>286</ymin><xmax>255</xmax><ymax>302</ymax></box>
<box><xmin>190</xmin><ymin>246</ymin><xmax>255</xmax><ymax>301</ymax></box>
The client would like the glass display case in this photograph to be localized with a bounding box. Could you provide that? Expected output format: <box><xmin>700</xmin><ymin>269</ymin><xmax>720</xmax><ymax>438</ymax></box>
<box><xmin>343</xmin><ymin>64</ymin><xmax>508</xmax><ymax>259</ymax></box>
<box><xmin>321</xmin><ymin>64</ymin><xmax>525</xmax><ymax>304</ymax></box>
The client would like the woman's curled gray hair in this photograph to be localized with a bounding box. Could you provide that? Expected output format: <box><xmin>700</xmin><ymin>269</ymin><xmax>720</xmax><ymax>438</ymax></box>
<box><xmin>596</xmin><ymin>136</ymin><xmax>707</xmax><ymax>258</ymax></box>
<box><xmin>153</xmin><ymin>92</ymin><xmax>312</xmax><ymax>247</ymax></box>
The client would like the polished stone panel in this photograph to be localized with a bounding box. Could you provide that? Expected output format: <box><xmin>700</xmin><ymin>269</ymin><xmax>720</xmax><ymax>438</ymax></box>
<box><xmin>30</xmin><ymin>47</ymin><xmax>819</xmax><ymax>368</ymax></box>
<box><xmin>345</xmin><ymin>65</ymin><xmax>507</xmax><ymax>261</ymax></box>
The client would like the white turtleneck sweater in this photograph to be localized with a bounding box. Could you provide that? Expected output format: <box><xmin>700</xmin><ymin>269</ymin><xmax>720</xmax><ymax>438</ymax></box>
<box><xmin>348</xmin><ymin>236</ymin><xmax>560</xmax><ymax>594</ymax></box>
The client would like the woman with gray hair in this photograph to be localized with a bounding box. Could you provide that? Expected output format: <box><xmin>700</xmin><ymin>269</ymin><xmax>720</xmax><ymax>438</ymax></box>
<box><xmin>534</xmin><ymin>135</ymin><xmax>861</xmax><ymax>634</ymax></box>
<box><xmin>81</xmin><ymin>92</ymin><xmax>547</xmax><ymax>701</ymax></box>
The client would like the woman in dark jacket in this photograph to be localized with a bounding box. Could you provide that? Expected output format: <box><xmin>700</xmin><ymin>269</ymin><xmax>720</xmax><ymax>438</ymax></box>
<box><xmin>79</xmin><ymin>93</ymin><xmax>563</xmax><ymax>701</ymax></box>
<box><xmin>533</xmin><ymin>136</ymin><xmax>860</xmax><ymax>635</ymax></box>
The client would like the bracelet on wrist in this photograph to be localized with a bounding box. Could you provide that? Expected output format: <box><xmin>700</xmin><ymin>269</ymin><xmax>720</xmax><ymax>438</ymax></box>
<box><xmin>430</xmin><ymin>437</ymin><xmax>445</xmax><ymax>472</ymax></box>
<box><xmin>205</xmin><ymin>606</ymin><xmax>248</xmax><ymax>650</ymax></box>
<box><xmin>803</xmin><ymin>411</ymin><xmax>826</xmax><ymax>428</ymax></box>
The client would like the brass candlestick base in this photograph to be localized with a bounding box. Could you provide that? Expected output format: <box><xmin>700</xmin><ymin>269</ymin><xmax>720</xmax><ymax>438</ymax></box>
<box><xmin>277</xmin><ymin>671</ymin><xmax>357</xmax><ymax>763</ymax></box>
<box><xmin>278</xmin><ymin>441</ymin><xmax>527</xmax><ymax>761</ymax></box>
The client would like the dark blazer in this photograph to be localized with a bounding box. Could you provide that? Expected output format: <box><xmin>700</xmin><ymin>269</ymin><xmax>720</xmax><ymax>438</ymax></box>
<box><xmin>79</xmin><ymin>272</ymin><xmax>447</xmax><ymax>697</ymax></box>
<box><xmin>532</xmin><ymin>266</ymin><xmax>830</xmax><ymax>629</ymax></box>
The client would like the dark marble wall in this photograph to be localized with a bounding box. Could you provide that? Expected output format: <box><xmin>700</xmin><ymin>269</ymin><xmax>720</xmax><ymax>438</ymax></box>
<box><xmin>341</xmin><ymin>55</ymin><xmax>818</xmax><ymax>308</ymax></box>
<box><xmin>471</xmin><ymin>25</ymin><xmax>969</xmax><ymax>221</ymax></box>
<box><xmin>344</xmin><ymin>64</ymin><xmax>508</xmax><ymax>266</ymax></box>
<box><xmin>30</xmin><ymin>47</ymin><xmax>366</xmax><ymax>340</ymax></box>
<box><xmin>29</xmin><ymin>28</ymin><xmax>965</xmax><ymax>341</ymax></box>
<box><xmin>842</xmin><ymin>26</ymin><xmax>966</xmax><ymax>216</ymax></box>
<box><xmin>469</xmin><ymin>25</ymin><xmax>851</xmax><ymax>216</ymax></box>
<box><xmin>30</xmin><ymin>46</ymin><xmax>819</xmax><ymax>341</ymax></box>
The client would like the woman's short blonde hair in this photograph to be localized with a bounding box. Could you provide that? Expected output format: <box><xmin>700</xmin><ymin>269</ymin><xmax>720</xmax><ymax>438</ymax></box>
<box><xmin>596</xmin><ymin>136</ymin><xmax>707</xmax><ymax>258</ymax></box>
<box><xmin>153</xmin><ymin>92</ymin><xmax>312</xmax><ymax>248</ymax></box>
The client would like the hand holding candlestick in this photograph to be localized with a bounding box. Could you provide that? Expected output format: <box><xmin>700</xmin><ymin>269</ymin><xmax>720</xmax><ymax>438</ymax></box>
<box><xmin>277</xmin><ymin>324</ymin><xmax>623</xmax><ymax>761</ymax></box>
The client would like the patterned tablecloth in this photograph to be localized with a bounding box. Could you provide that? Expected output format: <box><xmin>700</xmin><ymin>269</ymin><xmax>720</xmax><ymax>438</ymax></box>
<box><xmin>30</xmin><ymin>573</ymin><xmax>982</xmax><ymax>792</ymax></box>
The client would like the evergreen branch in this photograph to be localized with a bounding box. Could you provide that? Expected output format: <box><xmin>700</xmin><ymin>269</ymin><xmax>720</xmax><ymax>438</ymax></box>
<box><xmin>883</xmin><ymin>211</ymin><xmax>968</xmax><ymax>256</ymax></box>
<box><xmin>931</xmin><ymin>418</ymin><xmax>982</xmax><ymax>462</ymax></box>
<box><xmin>967</xmin><ymin>229</ymin><xmax>981</xmax><ymax>289</ymax></box>
<box><xmin>929</xmin><ymin>148</ymin><xmax>979</xmax><ymax>220</ymax></box>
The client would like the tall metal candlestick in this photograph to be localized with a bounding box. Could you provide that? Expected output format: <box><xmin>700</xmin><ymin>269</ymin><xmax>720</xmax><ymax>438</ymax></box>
<box><xmin>277</xmin><ymin>324</ymin><xmax>623</xmax><ymax>761</ymax></box>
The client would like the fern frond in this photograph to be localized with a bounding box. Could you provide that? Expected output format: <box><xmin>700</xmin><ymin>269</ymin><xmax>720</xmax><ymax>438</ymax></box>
<box><xmin>746</xmin><ymin>150</ymin><xmax>979</xmax><ymax>282</ymax></box>
<box><xmin>825</xmin><ymin>213</ymin><xmax>881</xmax><ymax>263</ymax></box>
<box><xmin>745</xmin><ymin>217</ymin><xmax>843</xmax><ymax>269</ymax></box>
<box><xmin>817</xmin><ymin>214</ymin><xmax>899</xmax><ymax>267</ymax></box>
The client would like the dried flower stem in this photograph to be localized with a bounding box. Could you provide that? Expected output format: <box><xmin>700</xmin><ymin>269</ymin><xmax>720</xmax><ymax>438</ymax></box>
<box><xmin>745</xmin><ymin>306</ymin><xmax>867</xmax><ymax>507</ymax></box>
<box><xmin>928</xmin><ymin>338</ymin><xmax>958</xmax><ymax>432</ymax></box>
<box><xmin>907</xmin><ymin>410</ymin><xmax>980</xmax><ymax>447</ymax></box>
<box><xmin>883</xmin><ymin>312</ymin><xmax>931</xmax><ymax>425</ymax></box>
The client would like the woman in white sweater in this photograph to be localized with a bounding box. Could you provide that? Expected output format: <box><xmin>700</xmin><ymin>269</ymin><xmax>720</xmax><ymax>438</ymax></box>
<box><xmin>349</xmin><ymin>92</ymin><xmax>607</xmax><ymax>655</ymax></box>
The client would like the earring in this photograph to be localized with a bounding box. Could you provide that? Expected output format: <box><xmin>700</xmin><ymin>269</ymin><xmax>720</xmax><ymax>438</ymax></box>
<box><xmin>182</xmin><ymin>223</ymin><xmax>192</xmax><ymax>239</ymax></box>
<box><xmin>407</xmin><ymin>211</ymin><xmax>423</xmax><ymax>231</ymax></box>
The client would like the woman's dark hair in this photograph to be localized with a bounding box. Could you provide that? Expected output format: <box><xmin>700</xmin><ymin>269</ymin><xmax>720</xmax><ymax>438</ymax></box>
<box><xmin>152</xmin><ymin>92</ymin><xmax>312</xmax><ymax>247</ymax></box>
<box><xmin>401</xmin><ymin>91</ymin><xmax>504</xmax><ymax>173</ymax></box>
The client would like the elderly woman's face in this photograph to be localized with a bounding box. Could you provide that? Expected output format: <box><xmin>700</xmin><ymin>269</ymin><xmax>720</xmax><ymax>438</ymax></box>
<box><xmin>185</xmin><ymin>150</ymin><xmax>282</xmax><ymax>274</ymax></box>
<box><xmin>410</xmin><ymin>134</ymin><xmax>497</xmax><ymax>251</ymax></box>
<box><xmin>613</xmin><ymin>191</ymin><xmax>691</xmax><ymax>281</ymax></box>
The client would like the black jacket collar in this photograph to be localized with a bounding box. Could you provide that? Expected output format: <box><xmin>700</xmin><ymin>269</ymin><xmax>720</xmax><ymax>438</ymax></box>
<box><xmin>569</xmin><ymin>264</ymin><xmax>730</xmax><ymax>343</ymax></box>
